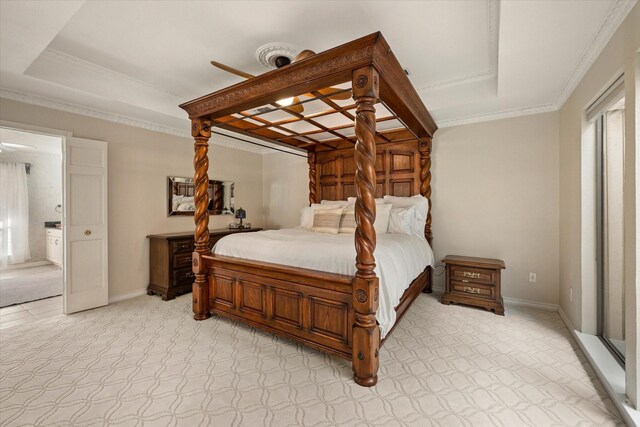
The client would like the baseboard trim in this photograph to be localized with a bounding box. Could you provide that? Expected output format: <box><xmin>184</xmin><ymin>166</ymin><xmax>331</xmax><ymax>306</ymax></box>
<box><xmin>558</xmin><ymin>306</ymin><xmax>638</xmax><ymax>426</ymax></box>
<box><xmin>0</xmin><ymin>260</ymin><xmax>52</xmax><ymax>271</ymax></box>
<box><xmin>431</xmin><ymin>285</ymin><xmax>559</xmax><ymax>312</ymax></box>
<box><xmin>503</xmin><ymin>296</ymin><xmax>558</xmax><ymax>311</ymax></box>
<box><xmin>108</xmin><ymin>288</ymin><xmax>147</xmax><ymax>304</ymax></box>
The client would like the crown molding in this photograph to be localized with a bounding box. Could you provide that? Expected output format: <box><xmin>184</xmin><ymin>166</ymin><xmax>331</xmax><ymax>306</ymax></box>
<box><xmin>435</xmin><ymin>103</ymin><xmax>557</xmax><ymax>128</ymax></box>
<box><xmin>554</xmin><ymin>0</ymin><xmax>637</xmax><ymax>107</ymax></box>
<box><xmin>0</xmin><ymin>88</ymin><xmax>269</xmax><ymax>155</ymax></box>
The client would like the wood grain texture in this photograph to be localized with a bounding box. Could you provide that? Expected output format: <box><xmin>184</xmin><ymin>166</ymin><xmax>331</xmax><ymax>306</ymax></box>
<box><xmin>441</xmin><ymin>255</ymin><xmax>505</xmax><ymax>315</ymax></box>
<box><xmin>179</xmin><ymin>32</ymin><xmax>437</xmax><ymax>151</ymax></box>
<box><xmin>191</xmin><ymin>118</ymin><xmax>212</xmax><ymax>321</ymax></box>
<box><xmin>147</xmin><ymin>228</ymin><xmax>262</xmax><ymax>301</ymax></box>
<box><xmin>308</xmin><ymin>151</ymin><xmax>317</xmax><ymax>205</ymax></box>
<box><xmin>351</xmin><ymin>66</ymin><xmax>381</xmax><ymax>387</ymax></box>
<box><xmin>419</xmin><ymin>138</ymin><xmax>433</xmax><ymax>244</ymax></box>
<box><xmin>181</xmin><ymin>33</ymin><xmax>438</xmax><ymax>387</ymax></box>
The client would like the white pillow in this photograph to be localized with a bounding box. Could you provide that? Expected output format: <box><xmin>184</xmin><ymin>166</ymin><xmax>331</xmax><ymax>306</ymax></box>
<box><xmin>311</xmin><ymin>206</ymin><xmax>343</xmax><ymax>234</ymax></box>
<box><xmin>374</xmin><ymin>203</ymin><xmax>392</xmax><ymax>234</ymax></box>
<box><xmin>320</xmin><ymin>200</ymin><xmax>350</xmax><ymax>207</ymax></box>
<box><xmin>383</xmin><ymin>195</ymin><xmax>429</xmax><ymax>238</ymax></box>
<box><xmin>299</xmin><ymin>206</ymin><xmax>314</xmax><ymax>229</ymax></box>
<box><xmin>388</xmin><ymin>206</ymin><xmax>415</xmax><ymax>235</ymax></box>
<box><xmin>334</xmin><ymin>203</ymin><xmax>392</xmax><ymax>234</ymax></box>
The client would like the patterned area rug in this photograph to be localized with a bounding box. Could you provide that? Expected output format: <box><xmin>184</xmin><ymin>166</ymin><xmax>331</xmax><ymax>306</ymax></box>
<box><xmin>0</xmin><ymin>293</ymin><xmax>622</xmax><ymax>426</ymax></box>
<box><xmin>0</xmin><ymin>268</ymin><xmax>62</xmax><ymax>308</ymax></box>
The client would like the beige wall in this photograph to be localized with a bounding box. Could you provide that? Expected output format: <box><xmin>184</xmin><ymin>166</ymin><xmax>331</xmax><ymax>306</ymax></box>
<box><xmin>432</xmin><ymin>113</ymin><xmax>560</xmax><ymax>305</ymax></box>
<box><xmin>558</xmin><ymin>4</ymin><xmax>638</xmax><ymax>406</ymax></box>
<box><xmin>261</xmin><ymin>113</ymin><xmax>561</xmax><ymax>306</ymax></box>
<box><xmin>262</xmin><ymin>151</ymin><xmax>308</xmax><ymax>230</ymax></box>
<box><xmin>0</xmin><ymin>98</ymin><xmax>264</xmax><ymax>300</ymax></box>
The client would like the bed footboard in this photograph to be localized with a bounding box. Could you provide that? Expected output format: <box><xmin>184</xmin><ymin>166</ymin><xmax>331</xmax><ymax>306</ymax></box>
<box><xmin>203</xmin><ymin>254</ymin><xmax>355</xmax><ymax>359</ymax></box>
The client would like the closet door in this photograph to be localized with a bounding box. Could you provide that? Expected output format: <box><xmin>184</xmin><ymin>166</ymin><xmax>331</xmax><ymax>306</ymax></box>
<box><xmin>63</xmin><ymin>137</ymin><xmax>108</xmax><ymax>314</ymax></box>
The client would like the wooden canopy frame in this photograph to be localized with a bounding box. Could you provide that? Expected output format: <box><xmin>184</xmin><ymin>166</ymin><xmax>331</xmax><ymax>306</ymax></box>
<box><xmin>179</xmin><ymin>32</ymin><xmax>437</xmax><ymax>387</ymax></box>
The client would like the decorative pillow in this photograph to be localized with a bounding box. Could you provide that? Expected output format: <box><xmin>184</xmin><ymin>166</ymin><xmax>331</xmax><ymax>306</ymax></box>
<box><xmin>388</xmin><ymin>206</ymin><xmax>415</xmax><ymax>235</ymax></box>
<box><xmin>338</xmin><ymin>205</ymin><xmax>356</xmax><ymax>233</ymax></box>
<box><xmin>383</xmin><ymin>195</ymin><xmax>429</xmax><ymax>238</ymax></box>
<box><xmin>311</xmin><ymin>207</ymin><xmax>343</xmax><ymax>234</ymax></box>
<box><xmin>320</xmin><ymin>200</ymin><xmax>350</xmax><ymax>207</ymax></box>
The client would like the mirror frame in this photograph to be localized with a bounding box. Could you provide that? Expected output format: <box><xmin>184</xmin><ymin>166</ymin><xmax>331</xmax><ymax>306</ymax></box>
<box><xmin>167</xmin><ymin>177</ymin><xmax>234</xmax><ymax>217</ymax></box>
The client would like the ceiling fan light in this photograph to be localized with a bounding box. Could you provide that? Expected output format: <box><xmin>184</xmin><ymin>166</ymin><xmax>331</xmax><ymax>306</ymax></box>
<box><xmin>274</xmin><ymin>56</ymin><xmax>291</xmax><ymax>68</ymax></box>
<box><xmin>0</xmin><ymin>142</ymin><xmax>36</xmax><ymax>150</ymax></box>
<box><xmin>276</xmin><ymin>97</ymin><xmax>294</xmax><ymax>107</ymax></box>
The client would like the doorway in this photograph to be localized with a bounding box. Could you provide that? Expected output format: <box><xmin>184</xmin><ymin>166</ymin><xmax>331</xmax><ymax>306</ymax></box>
<box><xmin>0</xmin><ymin>123</ymin><xmax>109</xmax><ymax>328</ymax></box>
<box><xmin>0</xmin><ymin>128</ymin><xmax>64</xmax><ymax>328</ymax></box>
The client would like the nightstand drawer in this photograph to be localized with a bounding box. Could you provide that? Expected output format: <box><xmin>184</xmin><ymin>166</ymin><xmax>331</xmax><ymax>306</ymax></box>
<box><xmin>450</xmin><ymin>280</ymin><xmax>494</xmax><ymax>299</ymax></box>
<box><xmin>173</xmin><ymin>252</ymin><xmax>193</xmax><ymax>268</ymax></box>
<box><xmin>450</xmin><ymin>266</ymin><xmax>495</xmax><ymax>285</ymax></box>
<box><xmin>174</xmin><ymin>267</ymin><xmax>195</xmax><ymax>286</ymax></box>
<box><xmin>172</xmin><ymin>240</ymin><xmax>194</xmax><ymax>254</ymax></box>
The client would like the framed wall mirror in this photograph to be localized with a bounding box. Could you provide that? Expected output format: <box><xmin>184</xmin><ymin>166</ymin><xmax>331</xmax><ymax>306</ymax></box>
<box><xmin>167</xmin><ymin>176</ymin><xmax>235</xmax><ymax>216</ymax></box>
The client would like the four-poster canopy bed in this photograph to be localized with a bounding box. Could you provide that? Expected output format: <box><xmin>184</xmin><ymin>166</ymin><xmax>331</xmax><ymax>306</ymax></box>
<box><xmin>179</xmin><ymin>32</ymin><xmax>437</xmax><ymax>387</ymax></box>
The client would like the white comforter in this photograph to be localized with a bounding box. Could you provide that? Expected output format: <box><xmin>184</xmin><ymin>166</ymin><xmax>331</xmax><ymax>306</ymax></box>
<box><xmin>213</xmin><ymin>228</ymin><xmax>434</xmax><ymax>337</ymax></box>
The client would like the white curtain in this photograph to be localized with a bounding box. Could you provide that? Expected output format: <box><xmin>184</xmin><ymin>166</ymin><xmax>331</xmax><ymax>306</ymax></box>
<box><xmin>0</xmin><ymin>162</ymin><xmax>31</xmax><ymax>267</ymax></box>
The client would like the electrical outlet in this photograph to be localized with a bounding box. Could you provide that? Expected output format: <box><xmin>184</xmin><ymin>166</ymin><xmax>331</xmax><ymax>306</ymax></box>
<box><xmin>570</xmin><ymin>287</ymin><xmax>573</xmax><ymax>302</ymax></box>
<box><xmin>528</xmin><ymin>272</ymin><xmax>537</xmax><ymax>283</ymax></box>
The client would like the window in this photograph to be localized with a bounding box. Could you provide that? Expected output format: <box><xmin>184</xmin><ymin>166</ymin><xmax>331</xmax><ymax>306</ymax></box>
<box><xmin>591</xmin><ymin>76</ymin><xmax>625</xmax><ymax>362</ymax></box>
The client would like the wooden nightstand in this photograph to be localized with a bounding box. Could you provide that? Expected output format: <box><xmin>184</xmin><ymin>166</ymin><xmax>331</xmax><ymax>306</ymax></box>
<box><xmin>441</xmin><ymin>255</ymin><xmax>506</xmax><ymax>315</ymax></box>
<box><xmin>147</xmin><ymin>228</ymin><xmax>262</xmax><ymax>301</ymax></box>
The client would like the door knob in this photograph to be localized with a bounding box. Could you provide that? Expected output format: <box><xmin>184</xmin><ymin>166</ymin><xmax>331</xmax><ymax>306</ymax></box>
<box><xmin>84</xmin><ymin>230</ymin><xmax>92</xmax><ymax>236</ymax></box>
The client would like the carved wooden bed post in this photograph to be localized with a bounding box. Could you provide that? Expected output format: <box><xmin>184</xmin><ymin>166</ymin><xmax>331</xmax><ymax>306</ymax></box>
<box><xmin>308</xmin><ymin>151</ymin><xmax>317</xmax><ymax>205</ymax></box>
<box><xmin>191</xmin><ymin>118</ymin><xmax>212</xmax><ymax>320</ymax></box>
<box><xmin>419</xmin><ymin>137</ymin><xmax>434</xmax><ymax>293</ymax></box>
<box><xmin>419</xmin><ymin>137</ymin><xmax>433</xmax><ymax>243</ymax></box>
<box><xmin>352</xmin><ymin>66</ymin><xmax>380</xmax><ymax>387</ymax></box>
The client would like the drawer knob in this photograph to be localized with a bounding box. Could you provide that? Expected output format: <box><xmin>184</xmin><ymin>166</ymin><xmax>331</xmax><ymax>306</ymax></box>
<box><xmin>464</xmin><ymin>286</ymin><xmax>480</xmax><ymax>294</ymax></box>
<box><xmin>84</xmin><ymin>229</ymin><xmax>92</xmax><ymax>236</ymax></box>
<box><xmin>463</xmin><ymin>271</ymin><xmax>481</xmax><ymax>279</ymax></box>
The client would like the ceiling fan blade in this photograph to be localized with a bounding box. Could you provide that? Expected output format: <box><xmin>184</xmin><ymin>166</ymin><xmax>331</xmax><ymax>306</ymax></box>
<box><xmin>210</xmin><ymin>61</ymin><xmax>255</xmax><ymax>79</ymax></box>
<box><xmin>315</xmin><ymin>87</ymin><xmax>352</xmax><ymax>100</ymax></box>
<box><xmin>292</xmin><ymin>49</ymin><xmax>316</xmax><ymax>62</ymax></box>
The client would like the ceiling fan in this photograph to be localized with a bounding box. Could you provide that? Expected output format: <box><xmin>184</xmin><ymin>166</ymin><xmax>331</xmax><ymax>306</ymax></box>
<box><xmin>211</xmin><ymin>49</ymin><xmax>352</xmax><ymax>114</ymax></box>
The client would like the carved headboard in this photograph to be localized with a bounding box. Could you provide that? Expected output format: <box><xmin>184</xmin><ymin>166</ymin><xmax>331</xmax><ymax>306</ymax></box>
<box><xmin>309</xmin><ymin>138</ymin><xmax>432</xmax><ymax>243</ymax></box>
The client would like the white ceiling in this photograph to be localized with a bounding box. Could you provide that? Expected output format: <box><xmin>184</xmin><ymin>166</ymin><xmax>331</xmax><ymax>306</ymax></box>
<box><xmin>0</xmin><ymin>0</ymin><xmax>635</xmax><ymax>152</ymax></box>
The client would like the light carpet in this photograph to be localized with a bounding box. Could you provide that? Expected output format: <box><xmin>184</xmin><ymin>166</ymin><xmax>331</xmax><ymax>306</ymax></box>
<box><xmin>0</xmin><ymin>293</ymin><xmax>622</xmax><ymax>426</ymax></box>
<box><xmin>0</xmin><ymin>268</ymin><xmax>62</xmax><ymax>308</ymax></box>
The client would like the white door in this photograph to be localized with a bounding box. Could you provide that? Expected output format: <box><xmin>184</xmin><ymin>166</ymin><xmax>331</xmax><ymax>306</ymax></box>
<box><xmin>63</xmin><ymin>137</ymin><xmax>108</xmax><ymax>314</ymax></box>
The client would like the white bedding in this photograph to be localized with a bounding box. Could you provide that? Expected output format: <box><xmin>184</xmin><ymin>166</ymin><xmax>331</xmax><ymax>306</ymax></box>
<box><xmin>213</xmin><ymin>228</ymin><xmax>434</xmax><ymax>337</ymax></box>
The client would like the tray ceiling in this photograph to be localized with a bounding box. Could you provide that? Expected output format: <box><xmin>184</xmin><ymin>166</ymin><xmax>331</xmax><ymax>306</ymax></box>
<box><xmin>0</xmin><ymin>0</ymin><xmax>635</xmax><ymax>153</ymax></box>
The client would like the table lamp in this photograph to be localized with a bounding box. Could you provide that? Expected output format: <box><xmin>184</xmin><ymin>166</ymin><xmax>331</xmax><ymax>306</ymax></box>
<box><xmin>235</xmin><ymin>208</ymin><xmax>246</xmax><ymax>228</ymax></box>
